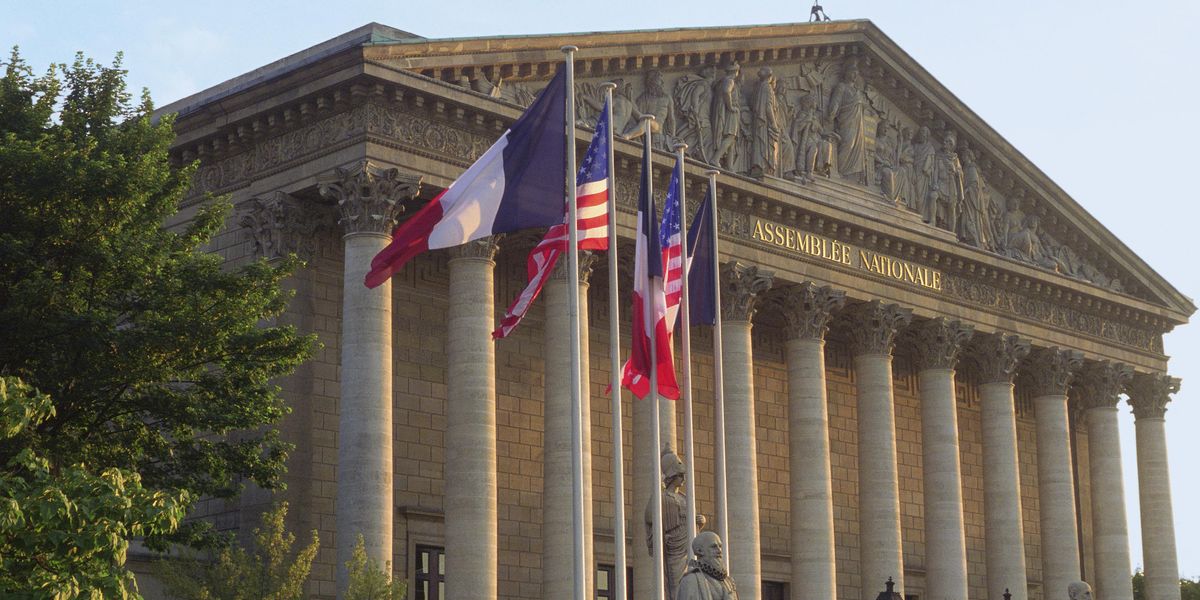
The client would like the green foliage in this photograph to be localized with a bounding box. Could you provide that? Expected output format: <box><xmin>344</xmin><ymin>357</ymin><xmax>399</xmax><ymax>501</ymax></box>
<box><xmin>345</xmin><ymin>535</ymin><xmax>407</xmax><ymax>600</ymax></box>
<box><xmin>157</xmin><ymin>502</ymin><xmax>319</xmax><ymax>600</ymax></box>
<box><xmin>0</xmin><ymin>45</ymin><xmax>315</xmax><ymax>555</ymax></box>
<box><xmin>1131</xmin><ymin>569</ymin><xmax>1200</xmax><ymax>600</ymax></box>
<box><xmin>0</xmin><ymin>376</ymin><xmax>189</xmax><ymax>598</ymax></box>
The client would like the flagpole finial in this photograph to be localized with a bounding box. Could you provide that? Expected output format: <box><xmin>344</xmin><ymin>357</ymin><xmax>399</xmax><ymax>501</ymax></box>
<box><xmin>673</xmin><ymin>142</ymin><xmax>688</xmax><ymax>153</ymax></box>
<box><xmin>599</xmin><ymin>82</ymin><xmax>617</xmax><ymax>92</ymax></box>
<box><xmin>561</xmin><ymin>45</ymin><xmax>579</xmax><ymax>53</ymax></box>
<box><xmin>705</xmin><ymin>169</ymin><xmax>721</xmax><ymax>177</ymax></box>
<box><xmin>640</xmin><ymin>114</ymin><xmax>656</xmax><ymax>122</ymax></box>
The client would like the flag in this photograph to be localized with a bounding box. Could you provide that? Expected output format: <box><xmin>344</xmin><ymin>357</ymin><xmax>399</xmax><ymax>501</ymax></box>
<box><xmin>660</xmin><ymin>159</ymin><xmax>685</xmax><ymax>332</ymax></box>
<box><xmin>364</xmin><ymin>70</ymin><xmax>569</xmax><ymax>288</ymax></box>
<box><xmin>492</xmin><ymin>102</ymin><xmax>611</xmax><ymax>339</ymax></box>
<box><xmin>685</xmin><ymin>182</ymin><xmax>718</xmax><ymax>326</ymax></box>
<box><xmin>620</xmin><ymin>142</ymin><xmax>680</xmax><ymax>400</ymax></box>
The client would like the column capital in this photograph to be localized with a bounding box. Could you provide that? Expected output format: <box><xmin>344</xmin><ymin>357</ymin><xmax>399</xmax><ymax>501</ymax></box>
<box><xmin>774</xmin><ymin>283</ymin><xmax>846</xmax><ymax>341</ymax></box>
<box><xmin>548</xmin><ymin>251</ymin><xmax>599</xmax><ymax>284</ymax></box>
<box><xmin>720</xmin><ymin>261</ymin><xmax>774</xmax><ymax>322</ymax></box>
<box><xmin>1074</xmin><ymin>361</ymin><xmax>1133</xmax><ymax>411</ymax></box>
<box><xmin>1025</xmin><ymin>347</ymin><xmax>1083</xmax><ymax>397</ymax></box>
<box><xmin>318</xmin><ymin>160</ymin><xmax>421</xmax><ymax>236</ymax></box>
<box><xmin>910</xmin><ymin>318</ymin><xmax>974</xmax><ymax>371</ymax></box>
<box><xmin>970</xmin><ymin>333</ymin><xmax>1031</xmax><ymax>384</ymax></box>
<box><xmin>1127</xmin><ymin>373</ymin><xmax>1181</xmax><ymax>420</ymax></box>
<box><xmin>238</xmin><ymin>191</ymin><xmax>333</xmax><ymax>262</ymax></box>
<box><xmin>448</xmin><ymin>235</ymin><xmax>502</xmax><ymax>262</ymax></box>
<box><xmin>845</xmin><ymin>301</ymin><xmax>913</xmax><ymax>356</ymax></box>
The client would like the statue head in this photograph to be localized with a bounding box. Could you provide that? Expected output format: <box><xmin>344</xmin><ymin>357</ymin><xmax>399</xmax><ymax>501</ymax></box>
<box><xmin>876</xmin><ymin>120</ymin><xmax>891</xmax><ymax>138</ymax></box>
<box><xmin>916</xmin><ymin>126</ymin><xmax>931</xmax><ymax>143</ymax></box>
<box><xmin>758</xmin><ymin>66</ymin><xmax>773</xmax><ymax>81</ymax></box>
<box><xmin>722</xmin><ymin>60</ymin><xmax>741</xmax><ymax>77</ymax></box>
<box><xmin>800</xmin><ymin>92</ymin><xmax>817</xmax><ymax>110</ymax></box>
<box><xmin>942</xmin><ymin>130</ymin><xmax>958</xmax><ymax>152</ymax></box>
<box><xmin>1068</xmin><ymin>581</ymin><xmax>1093</xmax><ymax>600</ymax></box>
<box><xmin>691</xmin><ymin>531</ymin><xmax>724</xmax><ymax>570</ymax></box>
<box><xmin>661</xmin><ymin>447</ymin><xmax>686</xmax><ymax>488</ymax></box>
<box><xmin>646</xmin><ymin>70</ymin><xmax>666</xmax><ymax>94</ymax></box>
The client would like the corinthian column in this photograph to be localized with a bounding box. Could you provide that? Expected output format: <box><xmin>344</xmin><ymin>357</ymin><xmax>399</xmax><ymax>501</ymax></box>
<box><xmin>972</xmin><ymin>333</ymin><xmax>1031</xmax><ymax>600</ymax></box>
<box><xmin>911</xmin><ymin>318</ymin><xmax>974</xmax><ymax>600</ymax></box>
<box><xmin>776</xmin><ymin>283</ymin><xmax>845</xmax><ymax>600</ymax></box>
<box><xmin>1026</xmin><ymin>347</ymin><xmax>1084</xmax><ymax>600</ymax></box>
<box><xmin>445</xmin><ymin>236</ymin><xmax>502</xmax><ymax>600</ymax></box>
<box><xmin>543</xmin><ymin>253</ymin><xmax>597</xmax><ymax>600</ymax></box>
<box><xmin>1076</xmin><ymin>361</ymin><xmax>1135</xmax><ymax>600</ymax></box>
<box><xmin>1127</xmin><ymin>374</ymin><xmax>1183</xmax><ymax>600</ymax></box>
<box><xmin>319</xmin><ymin>162</ymin><xmax>419</xmax><ymax>593</ymax></box>
<box><xmin>846</xmin><ymin>301</ymin><xmax>913</xmax><ymax>600</ymax></box>
<box><xmin>720</xmin><ymin>261</ymin><xmax>774</xmax><ymax>600</ymax></box>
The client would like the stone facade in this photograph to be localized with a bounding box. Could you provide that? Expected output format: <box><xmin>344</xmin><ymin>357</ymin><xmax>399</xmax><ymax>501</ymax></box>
<box><xmin>150</xmin><ymin>19</ymin><xmax>1192</xmax><ymax>600</ymax></box>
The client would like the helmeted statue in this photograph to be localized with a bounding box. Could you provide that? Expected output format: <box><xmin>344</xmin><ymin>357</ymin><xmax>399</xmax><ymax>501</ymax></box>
<box><xmin>645</xmin><ymin>447</ymin><xmax>705</xmax><ymax>600</ymax></box>
<box><xmin>676</xmin><ymin>531</ymin><xmax>737</xmax><ymax>600</ymax></box>
<box><xmin>710</xmin><ymin>60</ymin><xmax>743</xmax><ymax>170</ymax></box>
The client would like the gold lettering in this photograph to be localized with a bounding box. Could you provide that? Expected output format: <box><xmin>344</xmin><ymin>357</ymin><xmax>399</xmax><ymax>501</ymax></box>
<box><xmin>903</xmin><ymin>262</ymin><xmax>916</xmax><ymax>283</ymax></box>
<box><xmin>752</xmin><ymin>220</ymin><xmax>765</xmax><ymax>242</ymax></box>
<box><xmin>932</xmin><ymin>271</ymin><xmax>943</xmax><ymax>291</ymax></box>
<box><xmin>785</xmin><ymin>227</ymin><xmax>796</xmax><ymax>250</ymax></box>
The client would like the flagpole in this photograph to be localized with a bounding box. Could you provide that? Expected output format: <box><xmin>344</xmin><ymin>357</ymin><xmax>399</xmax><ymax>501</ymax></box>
<box><xmin>599</xmin><ymin>81</ymin><xmax>628</xmax><ymax>600</ymax></box>
<box><xmin>642</xmin><ymin>114</ymin><xmax>666</xmax><ymax>600</ymax></box>
<box><xmin>705</xmin><ymin>168</ymin><xmax>730</xmax><ymax>569</ymax></box>
<box><xmin>673</xmin><ymin>144</ymin><xmax>698</xmax><ymax>559</ymax></box>
<box><xmin>561</xmin><ymin>45</ymin><xmax>587</xmax><ymax>600</ymax></box>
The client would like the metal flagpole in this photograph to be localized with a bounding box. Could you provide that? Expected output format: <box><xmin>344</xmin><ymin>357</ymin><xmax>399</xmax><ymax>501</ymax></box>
<box><xmin>673</xmin><ymin>144</ymin><xmax>698</xmax><ymax>559</ymax></box>
<box><xmin>561</xmin><ymin>45</ymin><xmax>587</xmax><ymax>600</ymax></box>
<box><xmin>642</xmin><ymin>114</ymin><xmax>666</xmax><ymax>600</ymax></box>
<box><xmin>599</xmin><ymin>81</ymin><xmax>627</xmax><ymax>600</ymax></box>
<box><xmin>705</xmin><ymin>168</ymin><xmax>730</xmax><ymax>569</ymax></box>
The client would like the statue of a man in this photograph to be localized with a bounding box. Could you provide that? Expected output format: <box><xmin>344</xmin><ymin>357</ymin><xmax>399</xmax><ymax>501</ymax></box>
<box><xmin>1068</xmin><ymin>581</ymin><xmax>1093</xmax><ymax>600</ymax></box>
<box><xmin>874</xmin><ymin>121</ymin><xmax>900</xmax><ymax>204</ymax></box>
<box><xmin>910</xmin><ymin>125</ymin><xmax>936</xmax><ymax>219</ymax></box>
<box><xmin>827</xmin><ymin>60</ymin><xmax>872</xmax><ymax>184</ymax></box>
<box><xmin>790</xmin><ymin>92</ymin><xmax>836</xmax><ymax>182</ymax></box>
<box><xmin>749</xmin><ymin>67</ymin><xmax>782</xmax><ymax>179</ymax></box>
<box><xmin>957</xmin><ymin>145</ymin><xmax>996</xmax><ymax>250</ymax></box>
<box><xmin>674</xmin><ymin>64</ymin><xmax>717</xmax><ymax>163</ymax></box>
<box><xmin>710</xmin><ymin>61</ymin><xmax>743</xmax><ymax>170</ymax></box>
<box><xmin>646</xmin><ymin>448</ymin><xmax>705</xmax><ymax>600</ymax></box>
<box><xmin>927</xmin><ymin>130</ymin><xmax>965</xmax><ymax>232</ymax></box>
<box><xmin>677</xmin><ymin>531</ymin><xmax>737</xmax><ymax>600</ymax></box>
<box><xmin>624</xmin><ymin>70</ymin><xmax>676</xmax><ymax>149</ymax></box>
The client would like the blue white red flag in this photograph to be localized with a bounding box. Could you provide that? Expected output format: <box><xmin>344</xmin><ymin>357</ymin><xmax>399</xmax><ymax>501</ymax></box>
<box><xmin>620</xmin><ymin>142</ymin><xmax>680</xmax><ymax>400</ymax></box>
<box><xmin>365</xmin><ymin>70</ymin><xmax>569</xmax><ymax>288</ymax></box>
<box><xmin>685</xmin><ymin>182</ymin><xmax>717</xmax><ymax>326</ymax></box>
<box><xmin>492</xmin><ymin>102</ymin><xmax>612</xmax><ymax>339</ymax></box>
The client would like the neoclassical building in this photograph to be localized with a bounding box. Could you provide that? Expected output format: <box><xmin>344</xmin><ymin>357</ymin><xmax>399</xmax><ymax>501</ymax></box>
<box><xmin>152</xmin><ymin>19</ymin><xmax>1191</xmax><ymax>600</ymax></box>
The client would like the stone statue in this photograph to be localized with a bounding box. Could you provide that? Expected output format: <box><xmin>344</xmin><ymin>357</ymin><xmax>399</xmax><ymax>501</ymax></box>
<box><xmin>711</xmin><ymin>60</ymin><xmax>744</xmax><ymax>170</ymax></box>
<box><xmin>894</xmin><ymin>126</ymin><xmax>916</xmax><ymax>210</ymax></box>
<box><xmin>790</xmin><ymin>92</ymin><xmax>837</xmax><ymax>182</ymax></box>
<box><xmin>957</xmin><ymin>145</ymin><xmax>996</xmax><ymax>249</ymax></box>
<box><xmin>645</xmin><ymin>447</ymin><xmax>705</xmax><ymax>600</ymax></box>
<box><xmin>776</xmin><ymin>85</ymin><xmax>797</xmax><ymax>178</ymax></box>
<box><xmin>926</xmin><ymin>130</ymin><xmax>965</xmax><ymax>232</ymax></box>
<box><xmin>676</xmin><ymin>532</ymin><xmax>737</xmax><ymax>600</ymax></box>
<box><xmin>749</xmin><ymin>67</ymin><xmax>782</xmax><ymax>179</ymax></box>
<box><xmin>470</xmin><ymin>72</ymin><xmax>503</xmax><ymax>97</ymax></box>
<box><xmin>624</xmin><ymin>70</ymin><xmax>676</xmax><ymax>149</ymax></box>
<box><xmin>874</xmin><ymin>120</ymin><xmax>900</xmax><ymax>204</ymax></box>
<box><xmin>1005</xmin><ymin>214</ymin><xmax>1058</xmax><ymax>270</ymax></box>
<box><xmin>674</xmin><ymin>64</ymin><xmax>717</xmax><ymax>163</ymax></box>
<box><xmin>910</xmin><ymin>125</ymin><xmax>936</xmax><ymax>218</ymax></box>
<box><xmin>996</xmin><ymin>196</ymin><xmax>1027</xmax><ymax>254</ymax></box>
<box><xmin>827</xmin><ymin>60</ymin><xmax>872</xmax><ymax>184</ymax></box>
<box><xmin>583</xmin><ymin>78</ymin><xmax>637</xmax><ymax>139</ymax></box>
<box><xmin>1067</xmin><ymin>581</ymin><xmax>1093</xmax><ymax>600</ymax></box>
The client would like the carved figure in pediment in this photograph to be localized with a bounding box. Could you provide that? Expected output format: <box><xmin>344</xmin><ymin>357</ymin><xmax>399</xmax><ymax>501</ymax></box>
<box><xmin>583</xmin><ymin>78</ymin><xmax>637</xmax><ymax>138</ymax></box>
<box><xmin>996</xmin><ymin>196</ymin><xmax>1027</xmax><ymax>253</ymax></box>
<box><xmin>674</xmin><ymin>64</ymin><xmax>717</xmax><ymax>163</ymax></box>
<box><xmin>624</xmin><ymin>70</ymin><xmax>676</xmax><ymax>149</ymax></box>
<box><xmin>895</xmin><ymin>126</ymin><xmax>917</xmax><ymax>210</ymax></box>
<box><xmin>957</xmin><ymin>145</ymin><xmax>997</xmax><ymax>250</ymax></box>
<box><xmin>874</xmin><ymin>120</ymin><xmax>900</xmax><ymax>203</ymax></box>
<box><xmin>827</xmin><ymin>60</ymin><xmax>872</xmax><ymax>184</ymax></box>
<box><xmin>776</xmin><ymin>85</ymin><xmax>797</xmax><ymax>178</ymax></box>
<box><xmin>927</xmin><ymin>131</ymin><xmax>965</xmax><ymax>233</ymax></box>
<box><xmin>749</xmin><ymin>68</ymin><xmax>783</xmax><ymax>179</ymax></box>
<box><xmin>711</xmin><ymin>61</ymin><xmax>744</xmax><ymax>171</ymax></box>
<box><xmin>470</xmin><ymin>72</ymin><xmax>503</xmax><ymax>98</ymax></box>
<box><xmin>911</xmin><ymin>126</ymin><xmax>937</xmax><ymax>221</ymax></box>
<box><xmin>1006</xmin><ymin>214</ymin><xmax>1058</xmax><ymax>270</ymax></box>
<box><xmin>790</xmin><ymin>92</ymin><xmax>837</xmax><ymax>182</ymax></box>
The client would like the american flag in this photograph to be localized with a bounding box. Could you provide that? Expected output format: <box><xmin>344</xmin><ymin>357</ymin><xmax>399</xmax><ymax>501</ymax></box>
<box><xmin>492</xmin><ymin>101</ymin><xmax>611</xmax><ymax>339</ymax></box>
<box><xmin>660</xmin><ymin>160</ymin><xmax>685</xmax><ymax>332</ymax></box>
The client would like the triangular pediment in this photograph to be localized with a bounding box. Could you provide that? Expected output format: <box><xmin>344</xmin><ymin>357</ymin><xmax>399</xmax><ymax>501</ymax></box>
<box><xmin>364</xmin><ymin>20</ymin><xmax>1193</xmax><ymax>323</ymax></box>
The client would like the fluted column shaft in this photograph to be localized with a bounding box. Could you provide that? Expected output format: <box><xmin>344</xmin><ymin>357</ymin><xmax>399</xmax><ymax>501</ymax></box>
<box><xmin>445</xmin><ymin>239</ymin><xmax>501</xmax><ymax>600</ymax></box>
<box><xmin>543</xmin><ymin>258</ymin><xmax>595</xmax><ymax>600</ymax></box>
<box><xmin>847</xmin><ymin>301</ymin><xmax>912</xmax><ymax>600</ymax></box>
<box><xmin>912</xmin><ymin>319</ymin><xmax>973</xmax><ymax>600</ymax></box>
<box><xmin>1078</xmin><ymin>362</ymin><xmax>1135</xmax><ymax>600</ymax></box>
<box><xmin>973</xmin><ymin>333</ymin><xmax>1031</xmax><ymax>600</ymax></box>
<box><xmin>777</xmin><ymin>284</ymin><xmax>845</xmax><ymax>600</ymax></box>
<box><xmin>1028</xmin><ymin>347</ymin><xmax>1084</xmax><ymax>600</ymax></box>
<box><xmin>1129</xmin><ymin>374</ymin><xmax>1183</xmax><ymax>600</ymax></box>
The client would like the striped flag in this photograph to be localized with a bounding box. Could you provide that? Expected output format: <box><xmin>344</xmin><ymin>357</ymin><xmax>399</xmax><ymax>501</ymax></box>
<box><xmin>660</xmin><ymin>158</ymin><xmax>690</xmax><ymax>332</ymax></box>
<box><xmin>492</xmin><ymin>102</ymin><xmax>611</xmax><ymax>339</ymax></box>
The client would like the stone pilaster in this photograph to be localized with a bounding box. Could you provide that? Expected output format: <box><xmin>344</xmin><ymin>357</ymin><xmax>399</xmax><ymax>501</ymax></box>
<box><xmin>1075</xmin><ymin>361</ymin><xmax>1135</xmax><ymax>600</ymax></box>
<box><xmin>1026</xmin><ymin>347</ymin><xmax>1084</xmax><ymax>600</ymax></box>
<box><xmin>911</xmin><ymin>318</ymin><xmax>973</xmax><ymax>600</ymax></box>
<box><xmin>720</xmin><ymin>261</ymin><xmax>773</xmax><ymax>600</ymax></box>
<box><xmin>445</xmin><ymin>236</ymin><xmax>502</xmax><ymax>600</ymax></box>
<box><xmin>543</xmin><ymin>253</ymin><xmax>597</xmax><ymax>600</ymax></box>
<box><xmin>970</xmin><ymin>333</ymin><xmax>1032</xmax><ymax>600</ymax></box>
<box><xmin>775</xmin><ymin>283</ymin><xmax>845</xmax><ymax>600</ymax></box>
<box><xmin>318</xmin><ymin>161</ymin><xmax>419</xmax><ymax>594</ymax></box>
<box><xmin>1127</xmin><ymin>373</ymin><xmax>1183</xmax><ymax>600</ymax></box>
<box><xmin>846</xmin><ymin>301</ymin><xmax>912</xmax><ymax>600</ymax></box>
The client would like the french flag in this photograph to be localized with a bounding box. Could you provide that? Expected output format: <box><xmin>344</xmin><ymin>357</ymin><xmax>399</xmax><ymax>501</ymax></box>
<box><xmin>620</xmin><ymin>141</ymin><xmax>680</xmax><ymax>400</ymax></box>
<box><xmin>364</xmin><ymin>70</ymin><xmax>569</xmax><ymax>288</ymax></box>
<box><xmin>685</xmin><ymin>181</ymin><xmax>718</xmax><ymax>327</ymax></box>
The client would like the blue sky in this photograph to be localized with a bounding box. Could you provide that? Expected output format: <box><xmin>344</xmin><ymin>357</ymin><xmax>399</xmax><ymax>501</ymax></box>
<box><xmin>6</xmin><ymin>0</ymin><xmax>1198</xmax><ymax>581</ymax></box>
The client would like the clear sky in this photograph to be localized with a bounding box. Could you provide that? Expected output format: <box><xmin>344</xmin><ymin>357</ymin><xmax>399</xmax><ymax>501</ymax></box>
<box><xmin>6</xmin><ymin>0</ymin><xmax>1198</xmax><ymax>582</ymax></box>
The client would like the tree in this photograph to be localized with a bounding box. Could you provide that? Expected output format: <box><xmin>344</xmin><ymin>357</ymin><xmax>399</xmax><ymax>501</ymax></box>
<box><xmin>0</xmin><ymin>47</ymin><xmax>314</xmax><ymax>587</ymax></box>
<box><xmin>1132</xmin><ymin>569</ymin><xmax>1200</xmax><ymax>600</ymax></box>
<box><xmin>156</xmin><ymin>502</ymin><xmax>319</xmax><ymax>600</ymax></box>
<box><xmin>0</xmin><ymin>377</ymin><xmax>189</xmax><ymax>598</ymax></box>
<box><xmin>344</xmin><ymin>535</ymin><xmax>406</xmax><ymax>600</ymax></box>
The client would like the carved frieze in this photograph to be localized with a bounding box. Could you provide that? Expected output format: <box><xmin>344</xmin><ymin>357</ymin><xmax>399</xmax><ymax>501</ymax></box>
<box><xmin>909</xmin><ymin>318</ymin><xmax>974</xmax><ymax>371</ymax></box>
<box><xmin>1126</xmin><ymin>373</ymin><xmax>1181</xmax><ymax>420</ymax></box>
<box><xmin>318</xmin><ymin>161</ymin><xmax>420</xmax><ymax>236</ymax></box>
<box><xmin>772</xmin><ymin>282</ymin><xmax>846</xmax><ymax>341</ymax></box>
<box><xmin>720</xmin><ymin>261</ymin><xmax>774</xmax><ymax>321</ymax></box>
<box><xmin>843</xmin><ymin>300</ymin><xmax>912</xmax><ymax>356</ymax></box>
<box><xmin>969</xmin><ymin>332</ymin><xmax>1031</xmax><ymax>385</ymax></box>
<box><xmin>1074</xmin><ymin>361</ymin><xmax>1133</xmax><ymax>411</ymax></box>
<box><xmin>238</xmin><ymin>191</ymin><xmax>332</xmax><ymax>262</ymax></box>
<box><xmin>1024</xmin><ymin>347</ymin><xmax>1083</xmax><ymax>397</ymax></box>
